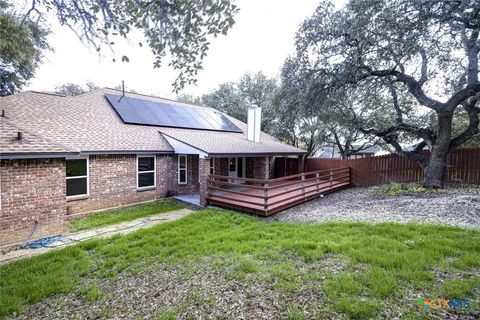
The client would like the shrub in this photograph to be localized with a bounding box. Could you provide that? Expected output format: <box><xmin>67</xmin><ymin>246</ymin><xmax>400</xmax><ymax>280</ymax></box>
<box><xmin>372</xmin><ymin>182</ymin><xmax>427</xmax><ymax>196</ymax></box>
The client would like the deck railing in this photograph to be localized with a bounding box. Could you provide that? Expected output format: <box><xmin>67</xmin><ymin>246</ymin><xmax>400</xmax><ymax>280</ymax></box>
<box><xmin>207</xmin><ymin>167</ymin><xmax>351</xmax><ymax>215</ymax></box>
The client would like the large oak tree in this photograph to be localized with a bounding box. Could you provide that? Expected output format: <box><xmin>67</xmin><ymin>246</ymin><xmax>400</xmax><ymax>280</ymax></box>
<box><xmin>295</xmin><ymin>0</ymin><xmax>480</xmax><ymax>187</ymax></box>
<box><xmin>11</xmin><ymin>0</ymin><xmax>238</xmax><ymax>93</ymax></box>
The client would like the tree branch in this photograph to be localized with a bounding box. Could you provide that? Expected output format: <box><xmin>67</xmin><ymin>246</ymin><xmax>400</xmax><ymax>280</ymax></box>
<box><xmin>449</xmin><ymin>98</ymin><xmax>480</xmax><ymax>150</ymax></box>
<box><xmin>382</xmin><ymin>135</ymin><xmax>428</xmax><ymax>169</ymax></box>
<box><xmin>359</xmin><ymin>66</ymin><xmax>443</xmax><ymax>111</ymax></box>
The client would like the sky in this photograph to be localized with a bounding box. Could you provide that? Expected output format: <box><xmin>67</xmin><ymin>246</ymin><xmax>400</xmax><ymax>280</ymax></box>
<box><xmin>25</xmin><ymin>0</ymin><xmax>325</xmax><ymax>99</ymax></box>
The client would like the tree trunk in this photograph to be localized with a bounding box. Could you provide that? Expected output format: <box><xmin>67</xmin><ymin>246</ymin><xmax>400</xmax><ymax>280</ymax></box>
<box><xmin>423</xmin><ymin>151</ymin><xmax>448</xmax><ymax>188</ymax></box>
<box><xmin>422</xmin><ymin>112</ymin><xmax>453</xmax><ymax>188</ymax></box>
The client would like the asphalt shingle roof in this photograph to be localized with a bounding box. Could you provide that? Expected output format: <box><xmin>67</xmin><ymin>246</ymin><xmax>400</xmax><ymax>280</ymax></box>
<box><xmin>0</xmin><ymin>88</ymin><xmax>304</xmax><ymax>156</ymax></box>
<box><xmin>0</xmin><ymin>118</ymin><xmax>74</xmax><ymax>155</ymax></box>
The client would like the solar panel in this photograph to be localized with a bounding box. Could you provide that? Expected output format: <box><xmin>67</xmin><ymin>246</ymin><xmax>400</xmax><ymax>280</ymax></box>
<box><xmin>105</xmin><ymin>94</ymin><xmax>243</xmax><ymax>133</ymax></box>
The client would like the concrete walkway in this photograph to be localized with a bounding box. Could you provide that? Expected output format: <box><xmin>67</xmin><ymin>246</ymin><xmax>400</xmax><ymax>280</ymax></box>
<box><xmin>0</xmin><ymin>208</ymin><xmax>194</xmax><ymax>265</ymax></box>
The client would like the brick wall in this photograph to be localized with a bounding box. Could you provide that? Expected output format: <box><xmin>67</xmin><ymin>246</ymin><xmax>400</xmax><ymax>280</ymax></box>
<box><xmin>199</xmin><ymin>158</ymin><xmax>210</xmax><ymax>206</ymax></box>
<box><xmin>215</xmin><ymin>158</ymin><xmax>229</xmax><ymax>176</ymax></box>
<box><xmin>66</xmin><ymin>154</ymin><xmax>176</xmax><ymax>215</ymax></box>
<box><xmin>0</xmin><ymin>158</ymin><xmax>67</xmax><ymax>247</ymax></box>
<box><xmin>67</xmin><ymin>154</ymin><xmax>201</xmax><ymax>215</ymax></box>
<box><xmin>246</xmin><ymin>157</ymin><xmax>269</xmax><ymax>179</ymax></box>
<box><xmin>171</xmin><ymin>155</ymin><xmax>200</xmax><ymax>195</ymax></box>
<box><xmin>0</xmin><ymin>153</ymin><xmax>208</xmax><ymax>247</ymax></box>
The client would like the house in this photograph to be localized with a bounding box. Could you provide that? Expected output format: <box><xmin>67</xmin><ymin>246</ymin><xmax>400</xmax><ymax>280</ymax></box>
<box><xmin>315</xmin><ymin>144</ymin><xmax>382</xmax><ymax>159</ymax></box>
<box><xmin>0</xmin><ymin>88</ymin><xmax>304</xmax><ymax>247</ymax></box>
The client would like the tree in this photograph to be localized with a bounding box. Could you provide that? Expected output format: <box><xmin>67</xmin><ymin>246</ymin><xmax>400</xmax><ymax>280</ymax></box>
<box><xmin>176</xmin><ymin>93</ymin><xmax>202</xmax><ymax>105</ymax></box>
<box><xmin>18</xmin><ymin>0</ymin><xmax>238</xmax><ymax>92</ymax></box>
<box><xmin>54</xmin><ymin>81</ymin><xmax>101</xmax><ymax>96</ymax></box>
<box><xmin>0</xmin><ymin>0</ymin><xmax>49</xmax><ymax>96</ymax></box>
<box><xmin>295</xmin><ymin>0</ymin><xmax>480</xmax><ymax>188</ymax></box>
<box><xmin>276</xmin><ymin>57</ymin><xmax>379</xmax><ymax>158</ymax></box>
<box><xmin>55</xmin><ymin>83</ymin><xmax>86</xmax><ymax>96</ymax></box>
<box><xmin>202</xmin><ymin>82</ymin><xmax>247</xmax><ymax>122</ymax></box>
<box><xmin>202</xmin><ymin>72</ymin><xmax>278</xmax><ymax>132</ymax></box>
<box><xmin>273</xmin><ymin>58</ymin><xmax>323</xmax><ymax>157</ymax></box>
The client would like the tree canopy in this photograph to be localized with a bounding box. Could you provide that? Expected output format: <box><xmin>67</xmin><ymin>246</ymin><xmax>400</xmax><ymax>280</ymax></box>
<box><xmin>294</xmin><ymin>0</ymin><xmax>480</xmax><ymax>187</ymax></box>
<box><xmin>202</xmin><ymin>72</ymin><xmax>278</xmax><ymax>132</ymax></box>
<box><xmin>0</xmin><ymin>0</ymin><xmax>49</xmax><ymax>96</ymax></box>
<box><xmin>19</xmin><ymin>0</ymin><xmax>239</xmax><ymax>92</ymax></box>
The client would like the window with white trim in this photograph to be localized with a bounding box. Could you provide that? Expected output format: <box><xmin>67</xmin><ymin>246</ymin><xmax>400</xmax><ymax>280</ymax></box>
<box><xmin>210</xmin><ymin>158</ymin><xmax>215</xmax><ymax>175</ymax></box>
<box><xmin>137</xmin><ymin>155</ymin><xmax>156</xmax><ymax>189</ymax></box>
<box><xmin>66</xmin><ymin>158</ymin><xmax>89</xmax><ymax>197</ymax></box>
<box><xmin>178</xmin><ymin>155</ymin><xmax>187</xmax><ymax>184</ymax></box>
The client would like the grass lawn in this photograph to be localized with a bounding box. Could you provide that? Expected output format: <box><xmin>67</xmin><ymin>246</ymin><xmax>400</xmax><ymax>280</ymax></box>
<box><xmin>68</xmin><ymin>199</ymin><xmax>187</xmax><ymax>232</ymax></box>
<box><xmin>1</xmin><ymin>209</ymin><xmax>479</xmax><ymax>319</ymax></box>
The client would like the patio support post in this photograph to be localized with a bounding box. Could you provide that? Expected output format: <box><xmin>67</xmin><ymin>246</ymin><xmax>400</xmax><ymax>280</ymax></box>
<box><xmin>199</xmin><ymin>157</ymin><xmax>211</xmax><ymax>207</ymax></box>
<box><xmin>298</xmin><ymin>155</ymin><xmax>305</xmax><ymax>174</ymax></box>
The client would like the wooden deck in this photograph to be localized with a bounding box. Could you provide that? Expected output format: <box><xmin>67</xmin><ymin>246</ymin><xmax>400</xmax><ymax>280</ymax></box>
<box><xmin>207</xmin><ymin>167</ymin><xmax>351</xmax><ymax>216</ymax></box>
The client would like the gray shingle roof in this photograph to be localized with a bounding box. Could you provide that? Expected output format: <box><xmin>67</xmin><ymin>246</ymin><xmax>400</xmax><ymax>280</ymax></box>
<box><xmin>0</xmin><ymin>118</ymin><xmax>74</xmax><ymax>155</ymax></box>
<box><xmin>0</xmin><ymin>88</ymin><xmax>304</xmax><ymax>156</ymax></box>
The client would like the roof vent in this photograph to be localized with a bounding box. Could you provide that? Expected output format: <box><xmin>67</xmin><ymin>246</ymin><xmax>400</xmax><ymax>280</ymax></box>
<box><xmin>17</xmin><ymin>131</ymin><xmax>23</xmax><ymax>140</ymax></box>
<box><xmin>1</xmin><ymin>109</ymin><xmax>4</xmax><ymax>117</ymax></box>
<box><xmin>247</xmin><ymin>106</ymin><xmax>262</xmax><ymax>143</ymax></box>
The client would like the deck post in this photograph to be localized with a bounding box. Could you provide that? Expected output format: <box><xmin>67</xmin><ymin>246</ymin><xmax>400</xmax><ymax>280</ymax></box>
<box><xmin>330</xmin><ymin>169</ymin><xmax>333</xmax><ymax>188</ymax></box>
<box><xmin>264</xmin><ymin>182</ymin><xmax>269</xmax><ymax>212</ymax></box>
<box><xmin>315</xmin><ymin>172</ymin><xmax>320</xmax><ymax>193</ymax></box>
<box><xmin>301</xmin><ymin>174</ymin><xmax>306</xmax><ymax>200</ymax></box>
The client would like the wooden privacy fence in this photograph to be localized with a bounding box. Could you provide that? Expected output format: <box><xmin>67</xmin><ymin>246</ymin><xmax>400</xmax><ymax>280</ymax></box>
<box><xmin>207</xmin><ymin>167</ymin><xmax>351</xmax><ymax>216</ymax></box>
<box><xmin>305</xmin><ymin>148</ymin><xmax>480</xmax><ymax>187</ymax></box>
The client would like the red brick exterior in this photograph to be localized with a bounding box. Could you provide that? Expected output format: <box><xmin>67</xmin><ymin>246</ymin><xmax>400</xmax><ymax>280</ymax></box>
<box><xmin>67</xmin><ymin>154</ymin><xmax>200</xmax><ymax>215</ymax></box>
<box><xmin>0</xmin><ymin>154</ymin><xmax>271</xmax><ymax>247</ymax></box>
<box><xmin>172</xmin><ymin>155</ymin><xmax>200</xmax><ymax>195</ymax></box>
<box><xmin>199</xmin><ymin>158</ymin><xmax>210</xmax><ymax>206</ymax></box>
<box><xmin>214</xmin><ymin>157</ymin><xmax>270</xmax><ymax>179</ymax></box>
<box><xmin>67</xmin><ymin>154</ymin><xmax>173</xmax><ymax>215</ymax></box>
<box><xmin>0</xmin><ymin>158</ymin><xmax>67</xmax><ymax>247</ymax></box>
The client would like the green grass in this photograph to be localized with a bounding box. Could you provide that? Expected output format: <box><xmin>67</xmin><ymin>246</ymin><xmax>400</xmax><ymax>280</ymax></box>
<box><xmin>68</xmin><ymin>199</ymin><xmax>186</xmax><ymax>232</ymax></box>
<box><xmin>1</xmin><ymin>209</ymin><xmax>479</xmax><ymax>318</ymax></box>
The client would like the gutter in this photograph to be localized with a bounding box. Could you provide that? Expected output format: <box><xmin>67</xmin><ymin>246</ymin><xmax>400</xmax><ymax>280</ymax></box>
<box><xmin>1</xmin><ymin>150</ymin><xmax>175</xmax><ymax>160</ymax></box>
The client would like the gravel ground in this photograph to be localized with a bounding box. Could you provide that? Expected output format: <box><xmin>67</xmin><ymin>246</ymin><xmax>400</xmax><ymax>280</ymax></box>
<box><xmin>266</xmin><ymin>185</ymin><xmax>480</xmax><ymax>228</ymax></box>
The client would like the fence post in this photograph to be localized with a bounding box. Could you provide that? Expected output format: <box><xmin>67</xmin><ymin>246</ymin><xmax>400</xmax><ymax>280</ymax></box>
<box><xmin>315</xmin><ymin>172</ymin><xmax>320</xmax><ymax>192</ymax></box>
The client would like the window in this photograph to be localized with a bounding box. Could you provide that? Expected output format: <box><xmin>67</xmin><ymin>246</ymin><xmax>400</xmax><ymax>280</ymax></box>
<box><xmin>178</xmin><ymin>155</ymin><xmax>187</xmax><ymax>184</ymax></box>
<box><xmin>137</xmin><ymin>155</ymin><xmax>156</xmax><ymax>189</ymax></box>
<box><xmin>210</xmin><ymin>158</ymin><xmax>215</xmax><ymax>175</ymax></box>
<box><xmin>66</xmin><ymin>158</ymin><xmax>89</xmax><ymax>197</ymax></box>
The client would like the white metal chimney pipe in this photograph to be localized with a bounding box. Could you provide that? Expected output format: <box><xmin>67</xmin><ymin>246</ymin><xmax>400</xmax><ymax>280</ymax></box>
<box><xmin>247</xmin><ymin>107</ymin><xmax>262</xmax><ymax>142</ymax></box>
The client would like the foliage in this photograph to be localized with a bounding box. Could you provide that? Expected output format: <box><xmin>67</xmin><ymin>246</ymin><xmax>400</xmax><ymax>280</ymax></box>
<box><xmin>54</xmin><ymin>81</ymin><xmax>101</xmax><ymax>96</ymax></box>
<box><xmin>276</xmin><ymin>58</ymin><xmax>382</xmax><ymax>158</ymax></box>
<box><xmin>0</xmin><ymin>0</ymin><xmax>49</xmax><ymax>96</ymax></box>
<box><xmin>294</xmin><ymin>0</ymin><xmax>480</xmax><ymax>187</ymax></box>
<box><xmin>202</xmin><ymin>82</ymin><xmax>247</xmax><ymax>121</ymax></box>
<box><xmin>176</xmin><ymin>93</ymin><xmax>202</xmax><ymax>105</ymax></box>
<box><xmin>68</xmin><ymin>199</ymin><xmax>186</xmax><ymax>232</ymax></box>
<box><xmin>202</xmin><ymin>72</ymin><xmax>278</xmax><ymax>132</ymax></box>
<box><xmin>1</xmin><ymin>209</ymin><xmax>479</xmax><ymax>318</ymax></box>
<box><xmin>18</xmin><ymin>0</ymin><xmax>239</xmax><ymax>92</ymax></box>
<box><xmin>371</xmin><ymin>182</ymin><xmax>428</xmax><ymax>197</ymax></box>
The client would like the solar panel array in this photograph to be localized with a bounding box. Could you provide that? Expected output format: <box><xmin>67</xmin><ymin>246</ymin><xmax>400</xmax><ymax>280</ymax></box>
<box><xmin>105</xmin><ymin>94</ymin><xmax>243</xmax><ymax>133</ymax></box>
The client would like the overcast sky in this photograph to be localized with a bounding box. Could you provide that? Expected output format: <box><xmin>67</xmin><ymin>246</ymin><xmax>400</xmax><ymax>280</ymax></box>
<box><xmin>25</xmin><ymin>1</ymin><xmax>338</xmax><ymax>99</ymax></box>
